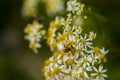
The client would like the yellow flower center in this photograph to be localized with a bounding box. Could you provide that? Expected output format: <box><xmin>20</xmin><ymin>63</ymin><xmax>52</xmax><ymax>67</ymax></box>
<box><xmin>83</xmin><ymin>58</ymin><xmax>87</xmax><ymax>63</ymax></box>
<box><xmin>54</xmin><ymin>67</ymin><xmax>60</xmax><ymax>74</ymax></box>
<box><xmin>49</xmin><ymin>67</ymin><xmax>60</xmax><ymax>76</ymax></box>
<box><xmin>81</xmin><ymin>39</ymin><xmax>86</xmax><ymax>45</ymax></box>
<box><xmin>93</xmin><ymin>47</ymin><xmax>100</xmax><ymax>53</ymax></box>
<box><xmin>29</xmin><ymin>43</ymin><xmax>35</xmax><ymax>49</ymax></box>
<box><xmin>75</xmin><ymin>66</ymin><xmax>79</xmax><ymax>71</ymax></box>
<box><xmin>90</xmin><ymin>34</ymin><xmax>95</xmax><ymax>39</ymax></box>
<box><xmin>68</xmin><ymin>70</ymin><xmax>72</xmax><ymax>75</ymax></box>
<box><xmin>97</xmin><ymin>71</ymin><xmax>101</xmax><ymax>76</ymax></box>
<box><xmin>70</xmin><ymin>3</ymin><xmax>75</xmax><ymax>9</ymax></box>
<box><xmin>25</xmin><ymin>26</ymin><xmax>31</xmax><ymax>34</ymax></box>
<box><xmin>44</xmin><ymin>60</ymin><xmax>50</xmax><ymax>66</ymax></box>
<box><xmin>50</xmin><ymin>21</ymin><xmax>56</xmax><ymax>28</ymax></box>
<box><xmin>79</xmin><ymin>72</ymin><xmax>84</xmax><ymax>78</ymax></box>
<box><xmin>41</xmin><ymin>30</ymin><xmax>46</xmax><ymax>35</ymax></box>
<box><xmin>52</xmin><ymin>42</ymin><xmax>57</xmax><ymax>48</ymax></box>
<box><xmin>74</xmin><ymin>73</ymin><xmax>78</xmax><ymax>78</ymax></box>
<box><xmin>49</xmin><ymin>71</ymin><xmax>55</xmax><ymax>76</ymax></box>
<box><xmin>99</xmin><ymin>54</ymin><xmax>105</xmax><ymax>59</ymax></box>
<box><xmin>53</xmin><ymin>58</ymin><xmax>57</xmax><ymax>63</ymax></box>
<box><xmin>66</xmin><ymin>59</ymin><xmax>74</xmax><ymax>65</ymax></box>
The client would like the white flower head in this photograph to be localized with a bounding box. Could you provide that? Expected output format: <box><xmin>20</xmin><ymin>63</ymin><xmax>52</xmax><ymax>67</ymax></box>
<box><xmin>92</xmin><ymin>65</ymin><xmax>107</xmax><ymax>80</ymax></box>
<box><xmin>89</xmin><ymin>31</ymin><xmax>96</xmax><ymax>40</ymax></box>
<box><xmin>80</xmin><ymin>34</ymin><xmax>92</xmax><ymax>49</ymax></box>
<box><xmin>42</xmin><ymin>0</ymin><xmax>109</xmax><ymax>79</ymax></box>
<box><xmin>67</xmin><ymin>0</ymin><xmax>78</xmax><ymax>13</ymax></box>
<box><xmin>22</xmin><ymin>0</ymin><xmax>39</xmax><ymax>17</ymax></box>
<box><xmin>24</xmin><ymin>20</ymin><xmax>45</xmax><ymax>53</ymax></box>
<box><xmin>46</xmin><ymin>0</ymin><xmax>64</xmax><ymax>16</ymax></box>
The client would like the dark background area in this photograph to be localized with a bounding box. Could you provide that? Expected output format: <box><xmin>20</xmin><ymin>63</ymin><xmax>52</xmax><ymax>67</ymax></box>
<box><xmin>0</xmin><ymin>0</ymin><xmax>120</xmax><ymax>80</ymax></box>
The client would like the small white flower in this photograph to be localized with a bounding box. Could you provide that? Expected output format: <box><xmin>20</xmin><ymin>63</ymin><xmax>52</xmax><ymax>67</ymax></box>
<box><xmin>80</xmin><ymin>34</ymin><xmax>92</xmax><ymax>49</ymax></box>
<box><xmin>87</xmin><ymin>53</ymin><xmax>98</xmax><ymax>66</ymax></box>
<box><xmin>61</xmin><ymin>17</ymin><xmax>72</xmax><ymax>27</ymax></box>
<box><xmin>77</xmin><ymin>67</ymin><xmax>90</xmax><ymax>79</ymax></box>
<box><xmin>46</xmin><ymin>0</ymin><xmax>64</xmax><ymax>16</ymax></box>
<box><xmin>42</xmin><ymin>0</ymin><xmax>109</xmax><ymax>79</ymax></box>
<box><xmin>98</xmin><ymin>47</ymin><xmax>109</xmax><ymax>62</ymax></box>
<box><xmin>89</xmin><ymin>31</ymin><xmax>96</xmax><ymax>40</ymax></box>
<box><xmin>100</xmin><ymin>47</ymin><xmax>109</xmax><ymax>55</ymax></box>
<box><xmin>76</xmin><ymin>3</ymin><xmax>85</xmax><ymax>15</ymax></box>
<box><xmin>81</xmin><ymin>55</ymin><xmax>90</xmax><ymax>67</ymax></box>
<box><xmin>92</xmin><ymin>65</ymin><xmax>107</xmax><ymax>80</ymax></box>
<box><xmin>22</xmin><ymin>0</ymin><xmax>39</xmax><ymax>17</ymax></box>
<box><xmin>67</xmin><ymin>0</ymin><xmax>78</xmax><ymax>13</ymax></box>
<box><xmin>73</xmin><ymin>26</ymin><xmax>82</xmax><ymax>35</ymax></box>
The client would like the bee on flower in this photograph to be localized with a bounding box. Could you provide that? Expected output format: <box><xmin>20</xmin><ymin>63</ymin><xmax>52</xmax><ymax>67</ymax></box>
<box><xmin>42</xmin><ymin>0</ymin><xmax>109</xmax><ymax>79</ymax></box>
<box><xmin>23</xmin><ymin>0</ymin><xmax>109</xmax><ymax>79</ymax></box>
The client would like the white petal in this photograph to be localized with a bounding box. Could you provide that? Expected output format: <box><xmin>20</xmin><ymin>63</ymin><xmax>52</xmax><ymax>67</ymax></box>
<box><xmin>99</xmin><ymin>65</ymin><xmax>103</xmax><ymax>71</ymax></box>
<box><xmin>93</xmin><ymin>67</ymin><xmax>98</xmax><ymax>72</ymax></box>
<box><xmin>102</xmin><ymin>69</ymin><xmax>107</xmax><ymax>73</ymax></box>
<box><xmin>84</xmin><ymin>72</ymin><xmax>89</xmax><ymax>78</ymax></box>
<box><xmin>102</xmin><ymin>74</ymin><xmax>108</xmax><ymax>77</ymax></box>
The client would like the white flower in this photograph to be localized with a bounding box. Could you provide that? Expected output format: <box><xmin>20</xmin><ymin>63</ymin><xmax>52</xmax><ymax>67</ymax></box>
<box><xmin>42</xmin><ymin>0</ymin><xmax>109</xmax><ymax>79</ymax></box>
<box><xmin>67</xmin><ymin>0</ymin><xmax>78</xmax><ymax>13</ymax></box>
<box><xmin>81</xmin><ymin>55</ymin><xmax>90</xmax><ymax>67</ymax></box>
<box><xmin>46</xmin><ymin>0</ymin><xmax>64</xmax><ymax>16</ymax></box>
<box><xmin>61</xmin><ymin>17</ymin><xmax>72</xmax><ymax>27</ymax></box>
<box><xmin>100</xmin><ymin>47</ymin><xmax>109</xmax><ymax>55</ymax></box>
<box><xmin>87</xmin><ymin>53</ymin><xmax>98</xmax><ymax>66</ymax></box>
<box><xmin>24</xmin><ymin>20</ymin><xmax>45</xmax><ymax>53</ymax></box>
<box><xmin>92</xmin><ymin>65</ymin><xmax>107</xmax><ymax>80</ymax></box>
<box><xmin>22</xmin><ymin>0</ymin><xmax>39</xmax><ymax>17</ymax></box>
<box><xmin>89</xmin><ymin>31</ymin><xmax>96</xmax><ymax>40</ymax></box>
<box><xmin>80</xmin><ymin>34</ymin><xmax>92</xmax><ymax>49</ymax></box>
<box><xmin>73</xmin><ymin>26</ymin><xmax>83</xmax><ymax>35</ymax></box>
<box><xmin>77</xmin><ymin>67</ymin><xmax>90</xmax><ymax>79</ymax></box>
<box><xmin>98</xmin><ymin>47</ymin><xmax>109</xmax><ymax>62</ymax></box>
<box><xmin>50</xmin><ymin>55</ymin><xmax>62</xmax><ymax>65</ymax></box>
<box><xmin>76</xmin><ymin>3</ymin><xmax>85</xmax><ymax>15</ymax></box>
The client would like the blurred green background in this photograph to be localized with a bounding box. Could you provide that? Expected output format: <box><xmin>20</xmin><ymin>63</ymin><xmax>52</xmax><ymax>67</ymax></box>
<box><xmin>0</xmin><ymin>0</ymin><xmax>120</xmax><ymax>80</ymax></box>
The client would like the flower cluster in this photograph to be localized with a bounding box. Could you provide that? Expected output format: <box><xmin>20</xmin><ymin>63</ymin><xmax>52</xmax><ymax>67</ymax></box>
<box><xmin>24</xmin><ymin>20</ymin><xmax>46</xmax><ymax>53</ymax></box>
<box><xmin>23</xmin><ymin>0</ymin><xmax>109</xmax><ymax>80</ymax></box>
<box><xmin>22</xmin><ymin>0</ymin><xmax>65</xmax><ymax>17</ymax></box>
<box><xmin>22</xmin><ymin>0</ymin><xmax>40</xmax><ymax>17</ymax></box>
<box><xmin>45</xmin><ymin>0</ymin><xmax>64</xmax><ymax>16</ymax></box>
<box><xmin>67</xmin><ymin>0</ymin><xmax>84</xmax><ymax>15</ymax></box>
<box><xmin>42</xmin><ymin>0</ymin><xmax>109</xmax><ymax>80</ymax></box>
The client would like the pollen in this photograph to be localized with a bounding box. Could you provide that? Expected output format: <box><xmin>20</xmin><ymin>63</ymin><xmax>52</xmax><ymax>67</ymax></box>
<box><xmin>99</xmin><ymin>54</ymin><xmax>105</xmax><ymax>59</ymax></box>
<box><xmin>79</xmin><ymin>72</ymin><xmax>84</xmax><ymax>78</ymax></box>
<box><xmin>81</xmin><ymin>39</ymin><xmax>86</xmax><ymax>45</ymax></box>
<box><xmin>93</xmin><ymin>47</ymin><xmax>100</xmax><ymax>53</ymax></box>
<box><xmin>66</xmin><ymin>59</ymin><xmax>74</xmax><ymax>65</ymax></box>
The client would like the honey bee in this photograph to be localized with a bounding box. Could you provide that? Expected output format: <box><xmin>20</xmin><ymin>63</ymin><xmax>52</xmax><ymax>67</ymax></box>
<box><xmin>63</xmin><ymin>41</ymin><xmax>75</xmax><ymax>53</ymax></box>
